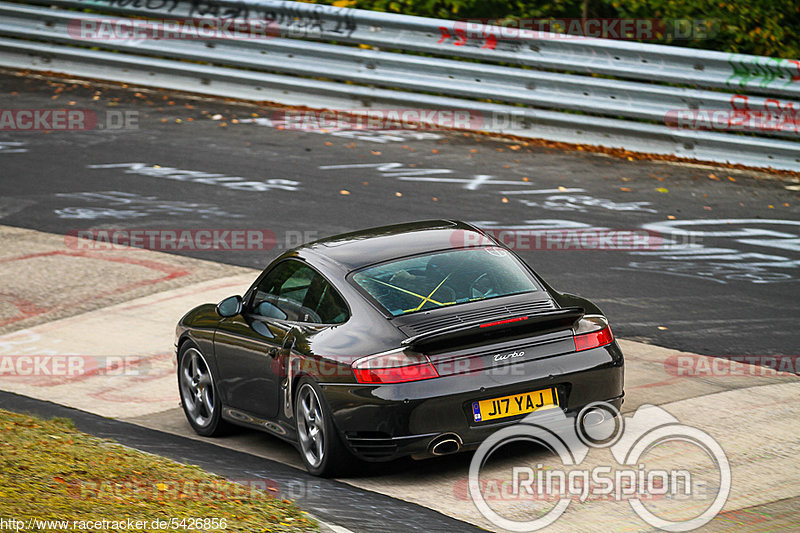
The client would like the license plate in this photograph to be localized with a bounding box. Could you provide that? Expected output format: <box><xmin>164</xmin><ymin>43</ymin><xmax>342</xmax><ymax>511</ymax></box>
<box><xmin>472</xmin><ymin>388</ymin><xmax>558</xmax><ymax>422</ymax></box>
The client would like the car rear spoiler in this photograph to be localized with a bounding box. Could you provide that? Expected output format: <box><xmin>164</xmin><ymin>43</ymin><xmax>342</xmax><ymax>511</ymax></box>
<box><xmin>401</xmin><ymin>307</ymin><xmax>585</xmax><ymax>352</ymax></box>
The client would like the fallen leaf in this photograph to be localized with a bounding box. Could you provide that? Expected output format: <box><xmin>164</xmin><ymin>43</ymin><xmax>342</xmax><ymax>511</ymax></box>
<box><xmin>655</xmin><ymin>187</ymin><xmax>669</xmax><ymax>193</ymax></box>
<box><xmin>432</xmin><ymin>197</ymin><xmax>438</xmax><ymax>202</ymax></box>
<box><xmin>339</xmin><ymin>190</ymin><xmax>350</xmax><ymax>195</ymax></box>
<box><xmin>501</xmin><ymin>197</ymin><xmax>509</xmax><ymax>203</ymax></box>
<box><xmin>371</xmin><ymin>150</ymin><xmax>382</xmax><ymax>155</ymax></box>
<box><xmin>657</xmin><ymin>326</ymin><xmax>668</xmax><ymax>331</ymax></box>
<box><xmin>708</xmin><ymin>173</ymin><xmax>719</xmax><ymax>180</ymax></box>
<box><xmin>431</xmin><ymin>149</ymin><xmax>439</xmax><ymax>154</ymax></box>
<box><xmin>324</xmin><ymin>141</ymin><xmax>332</xmax><ymax>146</ymax></box>
<box><xmin>509</xmin><ymin>145</ymin><xmax>521</xmax><ymax>150</ymax></box>
<box><xmin>667</xmin><ymin>215</ymin><xmax>676</xmax><ymax>220</ymax></box>
<box><xmin>395</xmin><ymin>192</ymin><xmax>403</xmax><ymax>197</ymax></box>
<box><xmin>522</xmin><ymin>177</ymin><xmax>530</xmax><ymax>182</ymax></box>
<box><xmin>620</xmin><ymin>187</ymin><xmax>632</xmax><ymax>192</ymax></box>
<box><xmin>728</xmin><ymin>176</ymin><xmax>736</xmax><ymax>182</ymax></box>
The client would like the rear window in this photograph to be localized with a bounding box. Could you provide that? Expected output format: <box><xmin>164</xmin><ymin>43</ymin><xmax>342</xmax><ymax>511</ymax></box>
<box><xmin>352</xmin><ymin>247</ymin><xmax>538</xmax><ymax>316</ymax></box>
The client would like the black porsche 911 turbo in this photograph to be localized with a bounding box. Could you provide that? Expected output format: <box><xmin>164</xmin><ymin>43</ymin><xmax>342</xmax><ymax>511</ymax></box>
<box><xmin>175</xmin><ymin>220</ymin><xmax>624</xmax><ymax>476</ymax></box>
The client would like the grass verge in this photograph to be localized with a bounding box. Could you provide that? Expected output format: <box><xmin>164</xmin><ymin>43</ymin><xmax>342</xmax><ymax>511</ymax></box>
<box><xmin>0</xmin><ymin>408</ymin><xmax>317</xmax><ymax>532</ymax></box>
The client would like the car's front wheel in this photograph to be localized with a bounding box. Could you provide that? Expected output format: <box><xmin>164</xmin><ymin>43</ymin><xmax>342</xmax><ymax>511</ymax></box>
<box><xmin>294</xmin><ymin>378</ymin><xmax>354</xmax><ymax>476</ymax></box>
<box><xmin>178</xmin><ymin>342</ymin><xmax>229</xmax><ymax>436</ymax></box>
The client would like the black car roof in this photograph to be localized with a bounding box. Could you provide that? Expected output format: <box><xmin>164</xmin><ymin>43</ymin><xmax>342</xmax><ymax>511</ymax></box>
<box><xmin>296</xmin><ymin>220</ymin><xmax>491</xmax><ymax>272</ymax></box>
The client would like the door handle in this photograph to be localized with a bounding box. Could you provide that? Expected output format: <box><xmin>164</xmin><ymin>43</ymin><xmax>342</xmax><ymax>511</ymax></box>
<box><xmin>267</xmin><ymin>347</ymin><xmax>279</xmax><ymax>358</ymax></box>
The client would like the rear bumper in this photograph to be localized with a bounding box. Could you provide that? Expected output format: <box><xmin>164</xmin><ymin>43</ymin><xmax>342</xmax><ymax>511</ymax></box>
<box><xmin>320</xmin><ymin>341</ymin><xmax>624</xmax><ymax>461</ymax></box>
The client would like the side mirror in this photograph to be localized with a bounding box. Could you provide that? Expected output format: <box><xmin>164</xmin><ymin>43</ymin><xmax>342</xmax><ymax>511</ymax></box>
<box><xmin>216</xmin><ymin>295</ymin><xmax>243</xmax><ymax>317</ymax></box>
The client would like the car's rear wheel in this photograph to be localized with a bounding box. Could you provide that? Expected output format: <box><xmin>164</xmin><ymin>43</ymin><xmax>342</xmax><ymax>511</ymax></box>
<box><xmin>295</xmin><ymin>378</ymin><xmax>354</xmax><ymax>477</ymax></box>
<box><xmin>178</xmin><ymin>342</ymin><xmax>229</xmax><ymax>436</ymax></box>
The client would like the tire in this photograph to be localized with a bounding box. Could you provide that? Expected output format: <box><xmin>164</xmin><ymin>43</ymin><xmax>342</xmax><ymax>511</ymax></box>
<box><xmin>178</xmin><ymin>342</ymin><xmax>230</xmax><ymax>437</ymax></box>
<box><xmin>294</xmin><ymin>378</ymin><xmax>355</xmax><ymax>477</ymax></box>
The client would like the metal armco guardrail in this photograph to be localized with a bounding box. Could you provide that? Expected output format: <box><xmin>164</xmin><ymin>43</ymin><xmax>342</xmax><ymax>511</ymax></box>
<box><xmin>0</xmin><ymin>0</ymin><xmax>798</xmax><ymax>170</ymax></box>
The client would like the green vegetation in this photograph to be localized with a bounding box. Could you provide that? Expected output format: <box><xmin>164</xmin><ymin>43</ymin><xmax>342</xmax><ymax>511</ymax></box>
<box><xmin>0</xmin><ymin>409</ymin><xmax>317</xmax><ymax>532</ymax></box>
<box><xmin>323</xmin><ymin>0</ymin><xmax>799</xmax><ymax>59</ymax></box>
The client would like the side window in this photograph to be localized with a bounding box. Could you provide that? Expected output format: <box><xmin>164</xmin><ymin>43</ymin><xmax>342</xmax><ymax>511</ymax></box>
<box><xmin>250</xmin><ymin>260</ymin><xmax>348</xmax><ymax>324</ymax></box>
<box><xmin>314</xmin><ymin>281</ymin><xmax>349</xmax><ymax>324</ymax></box>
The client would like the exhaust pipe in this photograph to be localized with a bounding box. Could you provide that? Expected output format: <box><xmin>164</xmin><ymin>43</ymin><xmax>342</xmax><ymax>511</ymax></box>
<box><xmin>429</xmin><ymin>433</ymin><xmax>462</xmax><ymax>456</ymax></box>
<box><xmin>581</xmin><ymin>408</ymin><xmax>607</xmax><ymax>428</ymax></box>
<box><xmin>578</xmin><ymin>405</ymin><xmax>620</xmax><ymax>445</ymax></box>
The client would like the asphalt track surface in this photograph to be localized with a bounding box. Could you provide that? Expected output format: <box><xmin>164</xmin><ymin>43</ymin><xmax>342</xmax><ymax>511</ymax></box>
<box><xmin>1</xmin><ymin>71</ymin><xmax>800</xmax><ymax>532</ymax></box>
<box><xmin>1</xmin><ymin>71</ymin><xmax>798</xmax><ymax>358</ymax></box>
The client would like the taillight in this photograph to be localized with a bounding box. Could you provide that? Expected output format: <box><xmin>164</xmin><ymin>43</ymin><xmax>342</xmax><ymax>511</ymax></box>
<box><xmin>573</xmin><ymin>316</ymin><xmax>614</xmax><ymax>352</ymax></box>
<box><xmin>352</xmin><ymin>350</ymin><xmax>439</xmax><ymax>384</ymax></box>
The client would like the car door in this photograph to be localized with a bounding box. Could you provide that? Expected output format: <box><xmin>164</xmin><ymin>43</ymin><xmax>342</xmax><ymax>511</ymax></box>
<box><xmin>213</xmin><ymin>259</ymin><xmax>317</xmax><ymax>419</ymax></box>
